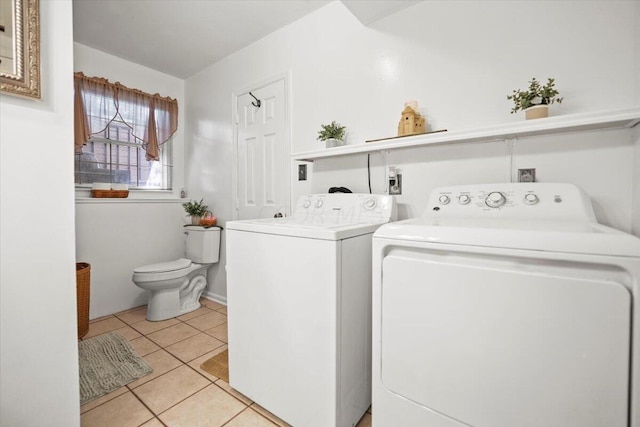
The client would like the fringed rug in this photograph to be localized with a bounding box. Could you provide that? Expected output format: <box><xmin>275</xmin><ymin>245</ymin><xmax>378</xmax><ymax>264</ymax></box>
<box><xmin>200</xmin><ymin>349</ymin><xmax>229</xmax><ymax>382</ymax></box>
<box><xmin>79</xmin><ymin>331</ymin><xmax>152</xmax><ymax>405</ymax></box>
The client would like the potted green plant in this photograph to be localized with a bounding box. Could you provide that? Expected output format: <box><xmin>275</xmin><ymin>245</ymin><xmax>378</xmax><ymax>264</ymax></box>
<box><xmin>317</xmin><ymin>121</ymin><xmax>346</xmax><ymax>148</ymax></box>
<box><xmin>507</xmin><ymin>77</ymin><xmax>563</xmax><ymax>120</ymax></box>
<box><xmin>182</xmin><ymin>198</ymin><xmax>208</xmax><ymax>225</ymax></box>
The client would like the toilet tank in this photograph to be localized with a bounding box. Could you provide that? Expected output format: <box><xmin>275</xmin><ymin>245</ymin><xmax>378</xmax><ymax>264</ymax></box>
<box><xmin>185</xmin><ymin>226</ymin><xmax>221</xmax><ymax>264</ymax></box>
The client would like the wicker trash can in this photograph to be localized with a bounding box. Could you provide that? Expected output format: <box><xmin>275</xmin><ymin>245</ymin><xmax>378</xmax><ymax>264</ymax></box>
<box><xmin>76</xmin><ymin>263</ymin><xmax>91</xmax><ymax>338</ymax></box>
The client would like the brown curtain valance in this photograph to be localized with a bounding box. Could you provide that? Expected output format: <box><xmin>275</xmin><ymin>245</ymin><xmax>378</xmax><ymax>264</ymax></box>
<box><xmin>74</xmin><ymin>72</ymin><xmax>178</xmax><ymax>161</ymax></box>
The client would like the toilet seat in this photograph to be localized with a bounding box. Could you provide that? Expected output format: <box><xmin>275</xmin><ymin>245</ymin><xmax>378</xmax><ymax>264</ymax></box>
<box><xmin>132</xmin><ymin>258</ymin><xmax>204</xmax><ymax>283</ymax></box>
<box><xmin>134</xmin><ymin>258</ymin><xmax>192</xmax><ymax>274</ymax></box>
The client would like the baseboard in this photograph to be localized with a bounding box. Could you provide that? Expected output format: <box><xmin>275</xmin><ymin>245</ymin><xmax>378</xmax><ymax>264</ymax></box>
<box><xmin>202</xmin><ymin>290</ymin><xmax>227</xmax><ymax>306</ymax></box>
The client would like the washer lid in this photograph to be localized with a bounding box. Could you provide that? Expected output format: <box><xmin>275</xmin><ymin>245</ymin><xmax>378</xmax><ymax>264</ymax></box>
<box><xmin>134</xmin><ymin>258</ymin><xmax>192</xmax><ymax>273</ymax></box>
<box><xmin>374</xmin><ymin>218</ymin><xmax>640</xmax><ymax>257</ymax></box>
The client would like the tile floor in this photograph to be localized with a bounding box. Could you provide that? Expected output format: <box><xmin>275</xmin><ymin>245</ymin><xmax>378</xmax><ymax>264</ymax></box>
<box><xmin>80</xmin><ymin>298</ymin><xmax>372</xmax><ymax>427</ymax></box>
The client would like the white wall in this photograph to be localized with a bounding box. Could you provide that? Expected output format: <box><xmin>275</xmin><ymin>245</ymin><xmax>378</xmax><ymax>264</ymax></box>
<box><xmin>74</xmin><ymin>43</ymin><xmax>190</xmax><ymax>318</ymax></box>
<box><xmin>75</xmin><ymin>200</ymin><xmax>187</xmax><ymax>318</ymax></box>
<box><xmin>0</xmin><ymin>2</ymin><xmax>80</xmax><ymax>426</ymax></box>
<box><xmin>186</xmin><ymin>0</ymin><xmax>640</xmax><ymax>299</ymax></box>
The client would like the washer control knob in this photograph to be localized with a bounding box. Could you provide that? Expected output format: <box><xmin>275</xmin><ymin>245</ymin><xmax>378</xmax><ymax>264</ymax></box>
<box><xmin>363</xmin><ymin>198</ymin><xmax>377</xmax><ymax>210</ymax></box>
<box><xmin>523</xmin><ymin>194</ymin><xmax>539</xmax><ymax>205</ymax></box>
<box><xmin>303</xmin><ymin>199</ymin><xmax>311</xmax><ymax>208</ymax></box>
<box><xmin>458</xmin><ymin>194</ymin><xmax>471</xmax><ymax>205</ymax></box>
<box><xmin>438</xmin><ymin>195</ymin><xmax>450</xmax><ymax>205</ymax></box>
<box><xmin>315</xmin><ymin>199</ymin><xmax>323</xmax><ymax>208</ymax></box>
<box><xmin>485</xmin><ymin>192</ymin><xmax>506</xmax><ymax>208</ymax></box>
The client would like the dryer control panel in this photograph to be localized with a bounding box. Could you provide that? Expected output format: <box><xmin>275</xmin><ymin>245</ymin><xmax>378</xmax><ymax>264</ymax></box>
<box><xmin>427</xmin><ymin>183</ymin><xmax>596</xmax><ymax>221</ymax></box>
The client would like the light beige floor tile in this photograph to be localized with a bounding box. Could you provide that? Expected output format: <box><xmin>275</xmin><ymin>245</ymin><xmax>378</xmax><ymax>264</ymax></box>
<box><xmin>146</xmin><ymin>322</ymin><xmax>200</xmax><ymax>347</ymax></box>
<box><xmin>140</xmin><ymin>418</ymin><xmax>164</xmax><ymax>427</ymax></box>
<box><xmin>114</xmin><ymin>325</ymin><xmax>142</xmax><ymax>341</ymax></box>
<box><xmin>131</xmin><ymin>317</ymin><xmax>180</xmax><ymax>335</ymax></box>
<box><xmin>214</xmin><ymin>380</ymin><xmax>253</xmax><ymax>406</ymax></box>
<box><xmin>132</xmin><ymin>365</ymin><xmax>209</xmax><ymax>414</ymax></box>
<box><xmin>250</xmin><ymin>403</ymin><xmax>293</xmax><ymax>427</ymax></box>
<box><xmin>159</xmin><ymin>384</ymin><xmax>246</xmax><ymax>427</ymax></box>
<box><xmin>80</xmin><ymin>386</ymin><xmax>128</xmax><ymax>414</ymax></box>
<box><xmin>185</xmin><ymin>311</ymin><xmax>226</xmax><ymax>331</ymax></box>
<box><xmin>215</xmin><ymin>307</ymin><xmax>227</xmax><ymax>315</ymax></box>
<box><xmin>127</xmin><ymin>349</ymin><xmax>183</xmax><ymax>389</ymax></box>
<box><xmin>130</xmin><ymin>336</ymin><xmax>161</xmax><ymax>357</ymax></box>
<box><xmin>85</xmin><ymin>316</ymin><xmax>128</xmax><ymax>338</ymax></box>
<box><xmin>357</xmin><ymin>412</ymin><xmax>372</xmax><ymax>427</ymax></box>
<box><xmin>165</xmin><ymin>332</ymin><xmax>225</xmax><ymax>363</ymax></box>
<box><xmin>187</xmin><ymin>345</ymin><xmax>228</xmax><ymax>382</ymax></box>
<box><xmin>81</xmin><ymin>391</ymin><xmax>153</xmax><ymax>427</ymax></box>
<box><xmin>177</xmin><ymin>306</ymin><xmax>212</xmax><ymax>321</ymax></box>
<box><xmin>225</xmin><ymin>407</ymin><xmax>278</xmax><ymax>426</ymax></box>
<box><xmin>115</xmin><ymin>307</ymin><xmax>148</xmax><ymax>325</ymax></box>
<box><xmin>204</xmin><ymin>322</ymin><xmax>227</xmax><ymax>343</ymax></box>
<box><xmin>200</xmin><ymin>298</ymin><xmax>225</xmax><ymax>311</ymax></box>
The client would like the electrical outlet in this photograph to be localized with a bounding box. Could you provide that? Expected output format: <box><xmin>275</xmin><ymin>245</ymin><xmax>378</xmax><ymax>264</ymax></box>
<box><xmin>298</xmin><ymin>164</ymin><xmax>307</xmax><ymax>181</ymax></box>
<box><xmin>389</xmin><ymin>174</ymin><xmax>402</xmax><ymax>195</ymax></box>
<box><xmin>518</xmin><ymin>168</ymin><xmax>536</xmax><ymax>183</ymax></box>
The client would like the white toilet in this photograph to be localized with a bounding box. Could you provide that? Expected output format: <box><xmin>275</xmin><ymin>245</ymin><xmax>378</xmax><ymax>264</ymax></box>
<box><xmin>132</xmin><ymin>226</ymin><xmax>221</xmax><ymax>321</ymax></box>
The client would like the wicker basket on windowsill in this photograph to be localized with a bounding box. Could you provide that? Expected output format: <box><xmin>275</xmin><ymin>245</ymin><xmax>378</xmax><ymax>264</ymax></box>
<box><xmin>90</xmin><ymin>190</ymin><xmax>129</xmax><ymax>198</ymax></box>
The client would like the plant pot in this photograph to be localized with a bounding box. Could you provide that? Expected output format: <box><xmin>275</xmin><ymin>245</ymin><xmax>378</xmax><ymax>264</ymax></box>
<box><xmin>325</xmin><ymin>138</ymin><xmax>344</xmax><ymax>148</ymax></box>
<box><xmin>191</xmin><ymin>215</ymin><xmax>202</xmax><ymax>225</ymax></box>
<box><xmin>524</xmin><ymin>105</ymin><xmax>549</xmax><ymax>120</ymax></box>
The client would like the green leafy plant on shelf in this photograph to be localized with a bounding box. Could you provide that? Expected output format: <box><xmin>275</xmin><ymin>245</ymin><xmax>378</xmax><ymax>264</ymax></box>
<box><xmin>507</xmin><ymin>77</ymin><xmax>563</xmax><ymax>114</ymax></box>
<box><xmin>317</xmin><ymin>121</ymin><xmax>346</xmax><ymax>142</ymax></box>
<box><xmin>182</xmin><ymin>198</ymin><xmax>208</xmax><ymax>217</ymax></box>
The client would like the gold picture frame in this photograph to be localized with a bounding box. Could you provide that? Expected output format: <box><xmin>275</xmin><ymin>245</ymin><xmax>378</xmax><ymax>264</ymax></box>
<box><xmin>0</xmin><ymin>0</ymin><xmax>40</xmax><ymax>99</ymax></box>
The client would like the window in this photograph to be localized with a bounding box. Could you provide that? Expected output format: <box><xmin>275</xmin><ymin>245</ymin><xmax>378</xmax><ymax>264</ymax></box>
<box><xmin>74</xmin><ymin>115</ymin><xmax>173</xmax><ymax>189</ymax></box>
<box><xmin>73</xmin><ymin>72</ymin><xmax>178</xmax><ymax>190</ymax></box>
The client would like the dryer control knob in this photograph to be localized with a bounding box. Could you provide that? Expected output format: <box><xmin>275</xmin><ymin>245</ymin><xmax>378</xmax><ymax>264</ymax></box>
<box><xmin>315</xmin><ymin>199</ymin><xmax>324</xmax><ymax>208</ymax></box>
<box><xmin>523</xmin><ymin>194</ymin><xmax>539</xmax><ymax>205</ymax></box>
<box><xmin>438</xmin><ymin>195</ymin><xmax>450</xmax><ymax>205</ymax></box>
<box><xmin>303</xmin><ymin>199</ymin><xmax>311</xmax><ymax>208</ymax></box>
<box><xmin>363</xmin><ymin>198</ymin><xmax>377</xmax><ymax>209</ymax></box>
<box><xmin>458</xmin><ymin>194</ymin><xmax>471</xmax><ymax>205</ymax></box>
<box><xmin>485</xmin><ymin>192</ymin><xmax>506</xmax><ymax>208</ymax></box>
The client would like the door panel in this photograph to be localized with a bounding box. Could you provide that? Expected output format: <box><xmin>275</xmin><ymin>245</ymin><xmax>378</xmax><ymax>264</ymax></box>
<box><xmin>236</xmin><ymin>78</ymin><xmax>287</xmax><ymax>219</ymax></box>
<box><xmin>381</xmin><ymin>249</ymin><xmax>631</xmax><ymax>427</ymax></box>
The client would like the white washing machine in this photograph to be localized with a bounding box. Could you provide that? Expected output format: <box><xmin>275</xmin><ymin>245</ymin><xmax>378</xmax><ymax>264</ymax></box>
<box><xmin>372</xmin><ymin>183</ymin><xmax>640</xmax><ymax>427</ymax></box>
<box><xmin>226</xmin><ymin>193</ymin><xmax>396</xmax><ymax>427</ymax></box>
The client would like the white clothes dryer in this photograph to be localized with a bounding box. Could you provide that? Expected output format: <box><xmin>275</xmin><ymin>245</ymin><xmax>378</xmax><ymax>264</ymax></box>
<box><xmin>226</xmin><ymin>193</ymin><xmax>396</xmax><ymax>427</ymax></box>
<box><xmin>372</xmin><ymin>183</ymin><xmax>640</xmax><ymax>427</ymax></box>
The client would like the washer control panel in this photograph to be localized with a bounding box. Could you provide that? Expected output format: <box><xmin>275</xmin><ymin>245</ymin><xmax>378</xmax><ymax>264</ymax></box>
<box><xmin>295</xmin><ymin>193</ymin><xmax>397</xmax><ymax>223</ymax></box>
<box><xmin>429</xmin><ymin>183</ymin><xmax>596</xmax><ymax>221</ymax></box>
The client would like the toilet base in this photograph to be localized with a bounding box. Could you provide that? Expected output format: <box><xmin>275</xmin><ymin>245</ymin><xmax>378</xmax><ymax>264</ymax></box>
<box><xmin>142</xmin><ymin>266</ymin><xmax>209</xmax><ymax>321</ymax></box>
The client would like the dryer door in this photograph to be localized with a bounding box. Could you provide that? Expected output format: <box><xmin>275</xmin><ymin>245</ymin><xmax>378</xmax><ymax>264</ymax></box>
<box><xmin>380</xmin><ymin>248</ymin><xmax>631</xmax><ymax>427</ymax></box>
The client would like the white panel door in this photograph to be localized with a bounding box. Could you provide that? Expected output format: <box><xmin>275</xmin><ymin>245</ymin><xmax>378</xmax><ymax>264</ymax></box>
<box><xmin>236</xmin><ymin>78</ymin><xmax>288</xmax><ymax>220</ymax></box>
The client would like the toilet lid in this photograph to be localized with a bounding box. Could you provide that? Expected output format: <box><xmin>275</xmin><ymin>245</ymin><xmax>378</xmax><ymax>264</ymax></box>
<box><xmin>134</xmin><ymin>258</ymin><xmax>192</xmax><ymax>274</ymax></box>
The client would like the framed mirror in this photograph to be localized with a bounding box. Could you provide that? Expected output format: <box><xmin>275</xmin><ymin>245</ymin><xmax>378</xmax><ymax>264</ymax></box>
<box><xmin>0</xmin><ymin>0</ymin><xmax>40</xmax><ymax>99</ymax></box>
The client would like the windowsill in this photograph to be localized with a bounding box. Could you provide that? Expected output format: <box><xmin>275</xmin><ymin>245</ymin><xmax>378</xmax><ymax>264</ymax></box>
<box><xmin>75</xmin><ymin>188</ymin><xmax>185</xmax><ymax>203</ymax></box>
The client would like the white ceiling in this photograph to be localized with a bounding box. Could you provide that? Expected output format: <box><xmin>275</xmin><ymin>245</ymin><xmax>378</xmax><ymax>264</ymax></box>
<box><xmin>72</xmin><ymin>0</ymin><xmax>420</xmax><ymax>79</ymax></box>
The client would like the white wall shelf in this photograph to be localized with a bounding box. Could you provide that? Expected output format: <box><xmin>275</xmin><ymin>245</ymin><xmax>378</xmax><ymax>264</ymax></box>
<box><xmin>292</xmin><ymin>108</ymin><xmax>640</xmax><ymax>162</ymax></box>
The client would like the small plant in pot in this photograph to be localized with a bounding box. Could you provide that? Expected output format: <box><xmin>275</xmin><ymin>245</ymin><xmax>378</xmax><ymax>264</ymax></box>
<box><xmin>182</xmin><ymin>198</ymin><xmax>208</xmax><ymax>225</ymax></box>
<box><xmin>317</xmin><ymin>121</ymin><xmax>346</xmax><ymax>148</ymax></box>
<box><xmin>507</xmin><ymin>77</ymin><xmax>563</xmax><ymax>120</ymax></box>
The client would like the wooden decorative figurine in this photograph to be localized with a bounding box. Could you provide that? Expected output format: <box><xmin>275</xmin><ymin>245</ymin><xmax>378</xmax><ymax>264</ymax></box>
<box><xmin>397</xmin><ymin>103</ymin><xmax>426</xmax><ymax>136</ymax></box>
